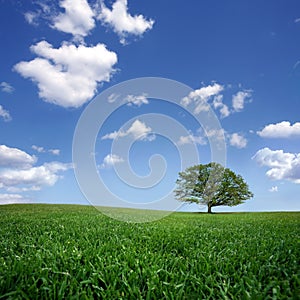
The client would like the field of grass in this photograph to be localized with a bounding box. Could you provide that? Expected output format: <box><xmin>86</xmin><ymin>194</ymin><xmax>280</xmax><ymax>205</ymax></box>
<box><xmin>0</xmin><ymin>204</ymin><xmax>299</xmax><ymax>299</ymax></box>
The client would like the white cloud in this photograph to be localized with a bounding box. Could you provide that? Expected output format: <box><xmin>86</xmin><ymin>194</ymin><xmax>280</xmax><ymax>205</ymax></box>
<box><xmin>257</xmin><ymin>121</ymin><xmax>300</xmax><ymax>138</ymax></box>
<box><xmin>177</xmin><ymin>134</ymin><xmax>207</xmax><ymax>146</ymax></box>
<box><xmin>100</xmin><ymin>154</ymin><xmax>124</xmax><ymax>169</ymax></box>
<box><xmin>0</xmin><ymin>145</ymin><xmax>36</xmax><ymax>169</ymax></box>
<box><xmin>0</xmin><ymin>162</ymin><xmax>71</xmax><ymax>189</ymax></box>
<box><xmin>0</xmin><ymin>145</ymin><xmax>69</xmax><ymax>193</ymax></box>
<box><xmin>49</xmin><ymin>149</ymin><xmax>60</xmax><ymax>156</ymax></box>
<box><xmin>98</xmin><ymin>0</ymin><xmax>154</xmax><ymax>43</ymax></box>
<box><xmin>181</xmin><ymin>83</ymin><xmax>224</xmax><ymax>114</ymax></box>
<box><xmin>0</xmin><ymin>82</ymin><xmax>14</xmax><ymax>93</ymax></box>
<box><xmin>295</xmin><ymin>18</ymin><xmax>300</xmax><ymax>23</ymax></box>
<box><xmin>125</xmin><ymin>94</ymin><xmax>149</xmax><ymax>106</ymax></box>
<box><xmin>24</xmin><ymin>1</ymin><xmax>56</xmax><ymax>26</ymax></box>
<box><xmin>24</xmin><ymin>11</ymin><xmax>39</xmax><ymax>26</ymax></box>
<box><xmin>0</xmin><ymin>193</ymin><xmax>31</xmax><ymax>205</ymax></box>
<box><xmin>108</xmin><ymin>93</ymin><xmax>120</xmax><ymax>103</ymax></box>
<box><xmin>269</xmin><ymin>186</ymin><xmax>278</xmax><ymax>192</ymax></box>
<box><xmin>32</xmin><ymin>145</ymin><xmax>45</xmax><ymax>153</ymax></box>
<box><xmin>14</xmin><ymin>41</ymin><xmax>117</xmax><ymax>108</ymax></box>
<box><xmin>0</xmin><ymin>105</ymin><xmax>11</xmax><ymax>122</ymax></box>
<box><xmin>102</xmin><ymin>119</ymin><xmax>153</xmax><ymax>141</ymax></box>
<box><xmin>212</xmin><ymin>95</ymin><xmax>230</xmax><ymax>118</ymax></box>
<box><xmin>205</xmin><ymin>128</ymin><xmax>225</xmax><ymax>141</ymax></box>
<box><xmin>232</xmin><ymin>90</ymin><xmax>252</xmax><ymax>112</ymax></box>
<box><xmin>32</xmin><ymin>145</ymin><xmax>60</xmax><ymax>155</ymax></box>
<box><xmin>52</xmin><ymin>0</ymin><xmax>95</xmax><ymax>38</ymax></box>
<box><xmin>252</xmin><ymin>147</ymin><xmax>300</xmax><ymax>184</ymax></box>
<box><xmin>229</xmin><ymin>133</ymin><xmax>247</xmax><ymax>149</ymax></box>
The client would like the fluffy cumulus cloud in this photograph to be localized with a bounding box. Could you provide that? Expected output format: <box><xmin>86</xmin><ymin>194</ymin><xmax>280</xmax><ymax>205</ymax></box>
<box><xmin>212</xmin><ymin>95</ymin><xmax>230</xmax><ymax>118</ymax></box>
<box><xmin>100</xmin><ymin>154</ymin><xmax>124</xmax><ymax>169</ymax></box>
<box><xmin>0</xmin><ymin>145</ymin><xmax>70</xmax><ymax>194</ymax></box>
<box><xmin>98</xmin><ymin>0</ymin><xmax>154</xmax><ymax>43</ymax></box>
<box><xmin>232</xmin><ymin>90</ymin><xmax>252</xmax><ymax>112</ymax></box>
<box><xmin>14</xmin><ymin>41</ymin><xmax>117</xmax><ymax>108</ymax></box>
<box><xmin>257</xmin><ymin>121</ymin><xmax>300</xmax><ymax>138</ymax></box>
<box><xmin>0</xmin><ymin>162</ymin><xmax>70</xmax><ymax>189</ymax></box>
<box><xmin>229</xmin><ymin>133</ymin><xmax>247</xmax><ymax>149</ymax></box>
<box><xmin>181</xmin><ymin>83</ymin><xmax>252</xmax><ymax>117</ymax></box>
<box><xmin>181</xmin><ymin>83</ymin><xmax>224</xmax><ymax>114</ymax></box>
<box><xmin>0</xmin><ymin>145</ymin><xmax>36</xmax><ymax>169</ymax></box>
<box><xmin>0</xmin><ymin>82</ymin><xmax>14</xmax><ymax>93</ymax></box>
<box><xmin>252</xmin><ymin>147</ymin><xmax>300</xmax><ymax>184</ymax></box>
<box><xmin>52</xmin><ymin>0</ymin><xmax>95</xmax><ymax>38</ymax></box>
<box><xmin>0</xmin><ymin>105</ymin><xmax>11</xmax><ymax>122</ymax></box>
<box><xmin>102</xmin><ymin>119</ymin><xmax>153</xmax><ymax>141</ymax></box>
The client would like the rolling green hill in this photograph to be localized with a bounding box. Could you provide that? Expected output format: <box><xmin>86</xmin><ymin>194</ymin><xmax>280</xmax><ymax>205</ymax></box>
<box><xmin>0</xmin><ymin>204</ymin><xmax>299</xmax><ymax>299</ymax></box>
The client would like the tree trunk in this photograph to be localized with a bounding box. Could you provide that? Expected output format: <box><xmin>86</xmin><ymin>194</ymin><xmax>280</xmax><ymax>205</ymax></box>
<box><xmin>207</xmin><ymin>204</ymin><xmax>212</xmax><ymax>214</ymax></box>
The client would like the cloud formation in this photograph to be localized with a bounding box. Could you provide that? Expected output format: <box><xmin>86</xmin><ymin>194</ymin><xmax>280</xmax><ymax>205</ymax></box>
<box><xmin>229</xmin><ymin>133</ymin><xmax>247</xmax><ymax>149</ymax></box>
<box><xmin>32</xmin><ymin>145</ymin><xmax>60</xmax><ymax>155</ymax></box>
<box><xmin>101</xmin><ymin>119</ymin><xmax>153</xmax><ymax>141</ymax></box>
<box><xmin>98</xmin><ymin>0</ymin><xmax>154</xmax><ymax>43</ymax></box>
<box><xmin>181</xmin><ymin>83</ymin><xmax>224</xmax><ymax>114</ymax></box>
<box><xmin>0</xmin><ymin>105</ymin><xmax>11</xmax><ymax>122</ymax></box>
<box><xmin>269</xmin><ymin>186</ymin><xmax>278</xmax><ymax>192</ymax></box>
<box><xmin>181</xmin><ymin>83</ymin><xmax>252</xmax><ymax>117</ymax></box>
<box><xmin>212</xmin><ymin>95</ymin><xmax>230</xmax><ymax>118</ymax></box>
<box><xmin>14</xmin><ymin>41</ymin><xmax>117</xmax><ymax>108</ymax></box>
<box><xmin>0</xmin><ymin>145</ymin><xmax>36</xmax><ymax>169</ymax></box>
<box><xmin>0</xmin><ymin>162</ymin><xmax>70</xmax><ymax>190</ymax></box>
<box><xmin>0</xmin><ymin>82</ymin><xmax>14</xmax><ymax>93</ymax></box>
<box><xmin>177</xmin><ymin>134</ymin><xmax>207</xmax><ymax>146</ymax></box>
<box><xmin>0</xmin><ymin>193</ymin><xmax>31</xmax><ymax>205</ymax></box>
<box><xmin>125</xmin><ymin>94</ymin><xmax>149</xmax><ymax>107</ymax></box>
<box><xmin>252</xmin><ymin>147</ymin><xmax>300</xmax><ymax>184</ymax></box>
<box><xmin>232</xmin><ymin>91</ymin><xmax>252</xmax><ymax>112</ymax></box>
<box><xmin>100</xmin><ymin>154</ymin><xmax>124</xmax><ymax>169</ymax></box>
<box><xmin>0</xmin><ymin>145</ymin><xmax>70</xmax><ymax>192</ymax></box>
<box><xmin>52</xmin><ymin>0</ymin><xmax>95</xmax><ymax>38</ymax></box>
<box><xmin>257</xmin><ymin>121</ymin><xmax>300</xmax><ymax>138</ymax></box>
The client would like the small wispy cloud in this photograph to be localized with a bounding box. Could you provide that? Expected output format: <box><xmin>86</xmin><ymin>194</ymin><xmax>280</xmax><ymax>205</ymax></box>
<box><xmin>32</xmin><ymin>145</ymin><xmax>60</xmax><ymax>155</ymax></box>
<box><xmin>0</xmin><ymin>105</ymin><xmax>12</xmax><ymax>122</ymax></box>
<box><xmin>0</xmin><ymin>82</ymin><xmax>14</xmax><ymax>93</ymax></box>
<box><xmin>125</xmin><ymin>94</ymin><xmax>149</xmax><ymax>107</ymax></box>
<box><xmin>99</xmin><ymin>154</ymin><xmax>124</xmax><ymax>169</ymax></box>
<box><xmin>269</xmin><ymin>186</ymin><xmax>278</xmax><ymax>192</ymax></box>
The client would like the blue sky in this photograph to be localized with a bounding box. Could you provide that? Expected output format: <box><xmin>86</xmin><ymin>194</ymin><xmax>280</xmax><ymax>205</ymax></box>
<box><xmin>0</xmin><ymin>0</ymin><xmax>299</xmax><ymax>212</ymax></box>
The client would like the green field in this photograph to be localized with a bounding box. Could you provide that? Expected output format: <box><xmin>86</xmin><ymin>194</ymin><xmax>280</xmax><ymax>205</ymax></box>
<box><xmin>0</xmin><ymin>204</ymin><xmax>299</xmax><ymax>299</ymax></box>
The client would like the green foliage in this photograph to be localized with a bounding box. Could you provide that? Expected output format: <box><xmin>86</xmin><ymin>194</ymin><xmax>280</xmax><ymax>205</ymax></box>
<box><xmin>0</xmin><ymin>204</ymin><xmax>299</xmax><ymax>299</ymax></box>
<box><xmin>175</xmin><ymin>163</ymin><xmax>253</xmax><ymax>213</ymax></box>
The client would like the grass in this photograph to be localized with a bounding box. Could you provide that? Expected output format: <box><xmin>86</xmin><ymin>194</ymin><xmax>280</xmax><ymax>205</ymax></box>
<box><xmin>0</xmin><ymin>204</ymin><xmax>299</xmax><ymax>299</ymax></box>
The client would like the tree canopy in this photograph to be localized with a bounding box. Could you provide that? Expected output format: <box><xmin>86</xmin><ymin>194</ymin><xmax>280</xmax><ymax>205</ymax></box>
<box><xmin>175</xmin><ymin>162</ymin><xmax>253</xmax><ymax>213</ymax></box>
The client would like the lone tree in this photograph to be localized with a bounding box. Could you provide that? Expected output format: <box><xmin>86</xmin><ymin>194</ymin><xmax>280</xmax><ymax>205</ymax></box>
<box><xmin>175</xmin><ymin>162</ymin><xmax>253</xmax><ymax>213</ymax></box>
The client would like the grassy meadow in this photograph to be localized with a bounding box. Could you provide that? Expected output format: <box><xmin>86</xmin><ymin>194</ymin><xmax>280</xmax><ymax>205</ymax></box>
<box><xmin>0</xmin><ymin>204</ymin><xmax>299</xmax><ymax>299</ymax></box>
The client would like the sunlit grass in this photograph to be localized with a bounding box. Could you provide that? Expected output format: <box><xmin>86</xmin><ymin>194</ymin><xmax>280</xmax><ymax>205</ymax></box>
<box><xmin>0</xmin><ymin>204</ymin><xmax>299</xmax><ymax>299</ymax></box>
